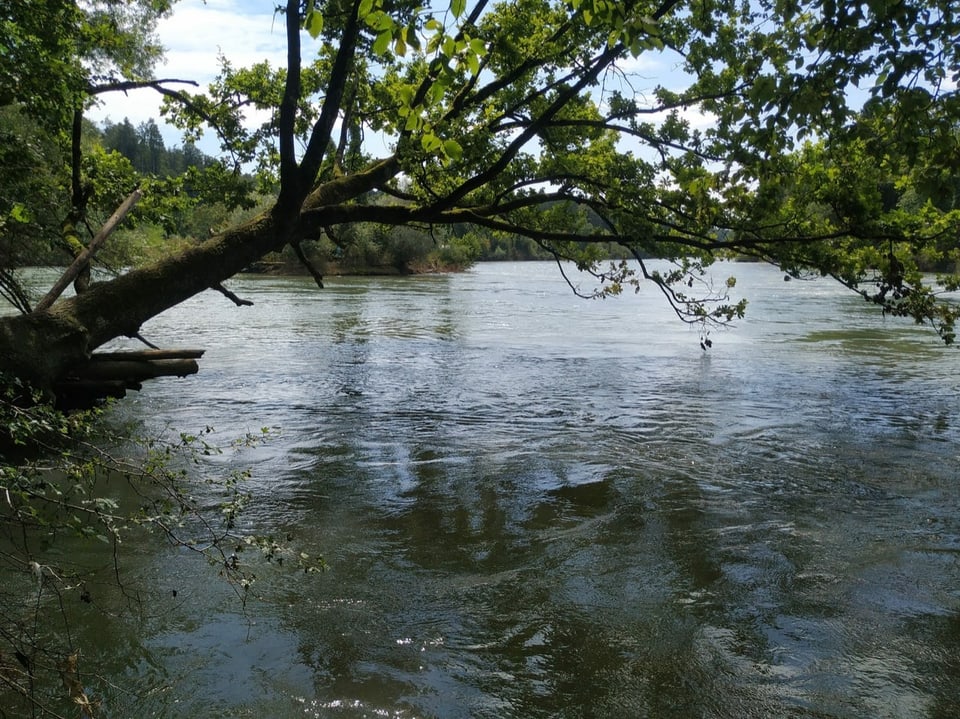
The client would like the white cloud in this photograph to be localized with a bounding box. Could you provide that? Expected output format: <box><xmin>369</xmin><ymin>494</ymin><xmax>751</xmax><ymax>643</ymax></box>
<box><xmin>155</xmin><ymin>1</ymin><xmax>288</xmax><ymax>79</ymax></box>
<box><xmin>613</xmin><ymin>47</ymin><xmax>685</xmax><ymax>81</ymax></box>
<box><xmin>87</xmin><ymin>0</ymin><xmax>289</xmax><ymax>151</ymax></box>
<box><xmin>648</xmin><ymin>103</ymin><xmax>718</xmax><ymax>132</ymax></box>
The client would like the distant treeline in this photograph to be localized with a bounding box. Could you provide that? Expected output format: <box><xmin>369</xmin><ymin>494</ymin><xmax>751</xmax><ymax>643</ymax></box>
<box><xmin>99</xmin><ymin>118</ymin><xmax>216</xmax><ymax>177</ymax></box>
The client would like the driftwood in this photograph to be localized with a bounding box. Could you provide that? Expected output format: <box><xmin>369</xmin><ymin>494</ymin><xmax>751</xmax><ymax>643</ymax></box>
<box><xmin>54</xmin><ymin>348</ymin><xmax>205</xmax><ymax>409</ymax></box>
<box><xmin>34</xmin><ymin>190</ymin><xmax>142</xmax><ymax>312</ymax></box>
<box><xmin>72</xmin><ymin>359</ymin><xmax>199</xmax><ymax>382</ymax></box>
<box><xmin>88</xmin><ymin>349</ymin><xmax>205</xmax><ymax>361</ymax></box>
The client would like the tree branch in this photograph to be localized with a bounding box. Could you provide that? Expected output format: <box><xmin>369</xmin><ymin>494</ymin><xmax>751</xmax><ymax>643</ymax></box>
<box><xmin>461</xmin><ymin>17</ymin><xmax>573</xmax><ymax>114</ymax></box>
<box><xmin>302</xmin><ymin>156</ymin><xmax>401</xmax><ymax>211</ymax></box>
<box><xmin>211</xmin><ymin>283</ymin><xmax>254</xmax><ymax>306</ymax></box>
<box><xmin>291</xmin><ymin>242</ymin><xmax>324</xmax><ymax>289</ymax></box>
<box><xmin>430</xmin><ymin>45</ymin><xmax>625</xmax><ymax>212</ymax></box>
<box><xmin>87</xmin><ymin>78</ymin><xmax>199</xmax><ymax>95</ymax></box>
<box><xmin>278</xmin><ymin>0</ymin><xmax>303</xmax><ymax>203</ymax></box>
<box><xmin>34</xmin><ymin>190</ymin><xmax>142</xmax><ymax>313</ymax></box>
<box><xmin>297</xmin><ymin>0</ymin><xmax>364</xmax><ymax>195</ymax></box>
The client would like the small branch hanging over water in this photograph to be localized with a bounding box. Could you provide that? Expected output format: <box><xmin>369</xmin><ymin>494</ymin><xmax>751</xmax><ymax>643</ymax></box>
<box><xmin>291</xmin><ymin>241</ymin><xmax>324</xmax><ymax>289</ymax></box>
<box><xmin>212</xmin><ymin>283</ymin><xmax>254</xmax><ymax>307</ymax></box>
<box><xmin>0</xmin><ymin>267</ymin><xmax>33</xmax><ymax>314</ymax></box>
<box><xmin>132</xmin><ymin>332</ymin><xmax>160</xmax><ymax>350</ymax></box>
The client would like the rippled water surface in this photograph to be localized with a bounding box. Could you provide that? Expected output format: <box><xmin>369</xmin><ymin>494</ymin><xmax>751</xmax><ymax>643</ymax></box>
<box><xmin>14</xmin><ymin>262</ymin><xmax>960</xmax><ymax>717</ymax></box>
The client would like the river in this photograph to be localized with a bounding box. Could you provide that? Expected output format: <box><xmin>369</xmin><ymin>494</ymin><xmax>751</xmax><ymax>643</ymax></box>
<box><xmin>6</xmin><ymin>261</ymin><xmax>960</xmax><ymax>717</ymax></box>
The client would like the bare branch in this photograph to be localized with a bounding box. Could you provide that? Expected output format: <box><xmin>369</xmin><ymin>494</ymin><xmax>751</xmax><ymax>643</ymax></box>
<box><xmin>34</xmin><ymin>190</ymin><xmax>142</xmax><ymax>313</ymax></box>
<box><xmin>211</xmin><ymin>283</ymin><xmax>254</xmax><ymax>306</ymax></box>
<box><xmin>291</xmin><ymin>242</ymin><xmax>325</xmax><ymax>289</ymax></box>
<box><xmin>132</xmin><ymin>332</ymin><xmax>160</xmax><ymax>349</ymax></box>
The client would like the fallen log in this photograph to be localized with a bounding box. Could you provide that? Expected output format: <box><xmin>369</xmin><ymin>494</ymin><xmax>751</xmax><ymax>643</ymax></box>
<box><xmin>55</xmin><ymin>379</ymin><xmax>133</xmax><ymax>402</ymax></box>
<box><xmin>53</xmin><ymin>348</ymin><xmax>205</xmax><ymax>409</ymax></box>
<box><xmin>70</xmin><ymin>359</ymin><xmax>199</xmax><ymax>382</ymax></box>
<box><xmin>87</xmin><ymin>349</ymin><xmax>206</xmax><ymax>361</ymax></box>
<box><xmin>34</xmin><ymin>189</ymin><xmax>143</xmax><ymax>312</ymax></box>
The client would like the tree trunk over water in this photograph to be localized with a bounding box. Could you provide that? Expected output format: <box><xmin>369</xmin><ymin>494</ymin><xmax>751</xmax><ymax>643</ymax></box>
<box><xmin>0</xmin><ymin>209</ymin><xmax>281</xmax><ymax>390</ymax></box>
<box><xmin>0</xmin><ymin>158</ymin><xmax>400</xmax><ymax>395</ymax></box>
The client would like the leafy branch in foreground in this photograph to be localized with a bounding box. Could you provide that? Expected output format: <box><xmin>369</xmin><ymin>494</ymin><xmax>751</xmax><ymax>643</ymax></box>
<box><xmin>0</xmin><ymin>375</ymin><xmax>323</xmax><ymax>715</ymax></box>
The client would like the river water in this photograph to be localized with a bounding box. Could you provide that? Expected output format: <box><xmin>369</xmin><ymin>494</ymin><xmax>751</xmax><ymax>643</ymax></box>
<box><xmin>8</xmin><ymin>261</ymin><xmax>960</xmax><ymax>717</ymax></box>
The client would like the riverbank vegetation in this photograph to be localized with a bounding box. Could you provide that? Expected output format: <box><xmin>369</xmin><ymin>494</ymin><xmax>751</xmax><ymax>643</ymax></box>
<box><xmin>1</xmin><ymin>376</ymin><xmax>321</xmax><ymax>715</ymax></box>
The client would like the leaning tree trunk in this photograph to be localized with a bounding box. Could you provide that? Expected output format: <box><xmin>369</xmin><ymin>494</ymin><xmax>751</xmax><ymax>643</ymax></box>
<box><xmin>0</xmin><ymin>157</ymin><xmax>401</xmax><ymax>395</ymax></box>
<box><xmin>0</xmin><ymin>208</ymin><xmax>283</xmax><ymax>391</ymax></box>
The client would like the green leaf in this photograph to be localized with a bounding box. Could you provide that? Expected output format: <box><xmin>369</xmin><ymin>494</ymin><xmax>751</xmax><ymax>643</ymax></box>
<box><xmin>404</xmin><ymin>112</ymin><xmax>421</xmax><ymax>132</ymax></box>
<box><xmin>750</xmin><ymin>75</ymin><xmax>777</xmax><ymax>105</ymax></box>
<box><xmin>373</xmin><ymin>29</ymin><xmax>392</xmax><ymax>55</ymax></box>
<box><xmin>469</xmin><ymin>37</ymin><xmax>486</xmax><ymax>55</ymax></box>
<box><xmin>10</xmin><ymin>203</ymin><xmax>31</xmax><ymax>223</ymax></box>
<box><xmin>304</xmin><ymin>10</ymin><xmax>324</xmax><ymax>38</ymax></box>
<box><xmin>406</xmin><ymin>23</ymin><xmax>421</xmax><ymax>51</ymax></box>
<box><xmin>421</xmin><ymin>132</ymin><xmax>442</xmax><ymax>152</ymax></box>
<box><xmin>373</xmin><ymin>11</ymin><xmax>394</xmax><ymax>31</ymax></box>
<box><xmin>639</xmin><ymin>16</ymin><xmax>659</xmax><ymax>35</ymax></box>
<box><xmin>442</xmin><ymin>138</ymin><xmax>463</xmax><ymax>160</ymax></box>
<box><xmin>451</xmin><ymin>0</ymin><xmax>466</xmax><ymax>19</ymax></box>
<box><xmin>427</xmin><ymin>81</ymin><xmax>446</xmax><ymax>105</ymax></box>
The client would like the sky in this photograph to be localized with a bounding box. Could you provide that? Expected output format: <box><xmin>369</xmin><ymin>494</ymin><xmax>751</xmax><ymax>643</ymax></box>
<box><xmin>87</xmin><ymin>0</ymin><xmax>290</xmax><ymax>152</ymax></box>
